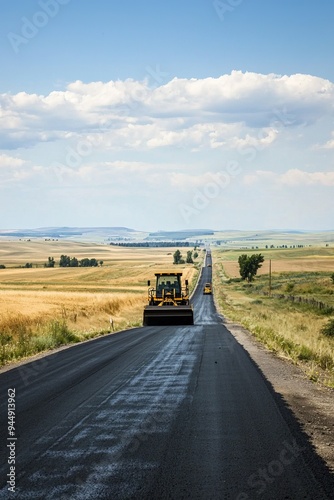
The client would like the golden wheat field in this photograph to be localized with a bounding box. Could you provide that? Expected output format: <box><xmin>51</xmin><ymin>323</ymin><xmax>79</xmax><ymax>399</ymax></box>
<box><xmin>217</xmin><ymin>248</ymin><xmax>334</xmax><ymax>278</ymax></box>
<box><xmin>0</xmin><ymin>240</ymin><xmax>198</xmax><ymax>316</ymax></box>
<box><xmin>0</xmin><ymin>239</ymin><xmax>201</xmax><ymax>365</ymax></box>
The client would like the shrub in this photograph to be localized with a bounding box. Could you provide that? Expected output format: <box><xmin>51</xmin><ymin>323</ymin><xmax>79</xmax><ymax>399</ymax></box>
<box><xmin>297</xmin><ymin>345</ymin><xmax>315</xmax><ymax>361</ymax></box>
<box><xmin>49</xmin><ymin>320</ymin><xmax>79</xmax><ymax>346</ymax></box>
<box><xmin>285</xmin><ymin>282</ymin><xmax>295</xmax><ymax>293</ymax></box>
<box><xmin>319</xmin><ymin>354</ymin><xmax>334</xmax><ymax>370</ymax></box>
<box><xmin>320</xmin><ymin>318</ymin><xmax>334</xmax><ymax>337</ymax></box>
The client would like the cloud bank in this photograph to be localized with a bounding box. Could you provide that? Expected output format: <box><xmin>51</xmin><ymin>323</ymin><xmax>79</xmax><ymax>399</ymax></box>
<box><xmin>1</xmin><ymin>71</ymin><xmax>333</xmax><ymax>151</ymax></box>
<box><xmin>1</xmin><ymin>71</ymin><xmax>333</xmax><ymax>229</ymax></box>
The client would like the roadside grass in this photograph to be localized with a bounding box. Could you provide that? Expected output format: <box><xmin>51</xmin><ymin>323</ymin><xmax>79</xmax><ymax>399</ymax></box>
<box><xmin>0</xmin><ymin>241</ymin><xmax>203</xmax><ymax>367</ymax></box>
<box><xmin>213</xmin><ymin>248</ymin><xmax>334</xmax><ymax>388</ymax></box>
<box><xmin>0</xmin><ymin>294</ymin><xmax>147</xmax><ymax>365</ymax></box>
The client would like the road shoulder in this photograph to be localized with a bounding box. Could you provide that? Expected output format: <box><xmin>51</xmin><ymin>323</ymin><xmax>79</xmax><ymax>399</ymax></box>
<box><xmin>222</xmin><ymin>317</ymin><xmax>334</xmax><ymax>473</ymax></box>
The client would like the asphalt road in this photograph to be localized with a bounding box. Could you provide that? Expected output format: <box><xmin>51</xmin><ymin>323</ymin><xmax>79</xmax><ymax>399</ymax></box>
<box><xmin>0</xmin><ymin>254</ymin><xmax>333</xmax><ymax>499</ymax></box>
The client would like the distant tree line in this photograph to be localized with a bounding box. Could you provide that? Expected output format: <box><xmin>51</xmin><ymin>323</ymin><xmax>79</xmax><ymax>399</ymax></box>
<box><xmin>110</xmin><ymin>241</ymin><xmax>191</xmax><ymax>248</ymax></box>
<box><xmin>44</xmin><ymin>255</ymin><xmax>103</xmax><ymax>268</ymax></box>
<box><xmin>215</xmin><ymin>241</ymin><xmax>308</xmax><ymax>249</ymax></box>
<box><xmin>0</xmin><ymin>263</ymin><xmax>34</xmax><ymax>269</ymax></box>
<box><xmin>0</xmin><ymin>257</ymin><xmax>104</xmax><ymax>269</ymax></box>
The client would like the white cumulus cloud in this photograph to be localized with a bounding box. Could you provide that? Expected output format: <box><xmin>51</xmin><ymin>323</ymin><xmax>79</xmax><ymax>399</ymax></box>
<box><xmin>1</xmin><ymin>71</ymin><xmax>333</xmax><ymax>151</ymax></box>
<box><xmin>244</xmin><ymin>168</ymin><xmax>334</xmax><ymax>186</ymax></box>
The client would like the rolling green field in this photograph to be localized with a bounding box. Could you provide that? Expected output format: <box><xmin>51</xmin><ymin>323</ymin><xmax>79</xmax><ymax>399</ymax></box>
<box><xmin>212</xmin><ymin>246</ymin><xmax>334</xmax><ymax>387</ymax></box>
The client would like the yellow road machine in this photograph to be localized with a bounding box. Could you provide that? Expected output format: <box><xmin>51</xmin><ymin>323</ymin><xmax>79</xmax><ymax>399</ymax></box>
<box><xmin>143</xmin><ymin>272</ymin><xmax>194</xmax><ymax>326</ymax></box>
<box><xmin>203</xmin><ymin>282</ymin><xmax>212</xmax><ymax>295</ymax></box>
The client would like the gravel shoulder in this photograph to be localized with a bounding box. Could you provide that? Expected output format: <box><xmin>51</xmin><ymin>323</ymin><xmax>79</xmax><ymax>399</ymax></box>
<box><xmin>223</xmin><ymin>317</ymin><xmax>334</xmax><ymax>473</ymax></box>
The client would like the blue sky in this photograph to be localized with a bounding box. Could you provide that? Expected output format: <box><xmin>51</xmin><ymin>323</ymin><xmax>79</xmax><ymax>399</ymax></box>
<box><xmin>1</xmin><ymin>0</ymin><xmax>334</xmax><ymax>231</ymax></box>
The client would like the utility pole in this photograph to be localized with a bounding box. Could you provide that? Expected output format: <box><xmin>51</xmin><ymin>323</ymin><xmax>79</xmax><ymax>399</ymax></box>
<box><xmin>269</xmin><ymin>259</ymin><xmax>272</xmax><ymax>296</ymax></box>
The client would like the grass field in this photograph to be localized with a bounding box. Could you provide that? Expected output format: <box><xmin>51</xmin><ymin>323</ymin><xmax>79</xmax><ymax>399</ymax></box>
<box><xmin>212</xmin><ymin>247</ymin><xmax>334</xmax><ymax>387</ymax></box>
<box><xmin>220</xmin><ymin>247</ymin><xmax>334</xmax><ymax>276</ymax></box>
<box><xmin>0</xmin><ymin>240</ymin><xmax>202</xmax><ymax>366</ymax></box>
<box><xmin>2</xmin><ymin>237</ymin><xmax>334</xmax><ymax>386</ymax></box>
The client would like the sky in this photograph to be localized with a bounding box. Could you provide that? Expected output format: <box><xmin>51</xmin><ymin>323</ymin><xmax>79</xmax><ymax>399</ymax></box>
<box><xmin>0</xmin><ymin>0</ymin><xmax>334</xmax><ymax>231</ymax></box>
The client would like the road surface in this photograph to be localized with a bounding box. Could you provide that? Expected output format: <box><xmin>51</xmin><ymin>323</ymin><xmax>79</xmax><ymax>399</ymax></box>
<box><xmin>0</xmin><ymin>254</ymin><xmax>333</xmax><ymax>499</ymax></box>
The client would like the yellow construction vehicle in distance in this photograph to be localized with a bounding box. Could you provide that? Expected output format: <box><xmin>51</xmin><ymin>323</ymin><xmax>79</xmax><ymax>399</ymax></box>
<box><xmin>143</xmin><ymin>272</ymin><xmax>194</xmax><ymax>326</ymax></box>
<box><xmin>203</xmin><ymin>282</ymin><xmax>212</xmax><ymax>295</ymax></box>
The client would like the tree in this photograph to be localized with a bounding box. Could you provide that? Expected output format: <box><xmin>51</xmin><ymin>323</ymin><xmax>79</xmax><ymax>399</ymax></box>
<box><xmin>70</xmin><ymin>257</ymin><xmax>79</xmax><ymax>267</ymax></box>
<box><xmin>24</xmin><ymin>263</ymin><xmax>33</xmax><ymax>268</ymax></box>
<box><xmin>173</xmin><ymin>250</ymin><xmax>184</xmax><ymax>264</ymax></box>
<box><xmin>89</xmin><ymin>258</ymin><xmax>99</xmax><ymax>267</ymax></box>
<box><xmin>186</xmin><ymin>251</ymin><xmax>193</xmax><ymax>264</ymax></box>
<box><xmin>59</xmin><ymin>255</ymin><xmax>71</xmax><ymax>267</ymax></box>
<box><xmin>0</xmin><ymin>264</ymin><xmax>6</xmax><ymax>269</ymax></box>
<box><xmin>331</xmin><ymin>272</ymin><xmax>334</xmax><ymax>284</ymax></box>
<box><xmin>173</xmin><ymin>250</ymin><xmax>181</xmax><ymax>264</ymax></box>
<box><xmin>238</xmin><ymin>254</ymin><xmax>264</xmax><ymax>282</ymax></box>
<box><xmin>45</xmin><ymin>257</ymin><xmax>55</xmax><ymax>268</ymax></box>
<box><xmin>79</xmin><ymin>258</ymin><xmax>98</xmax><ymax>267</ymax></box>
<box><xmin>193</xmin><ymin>251</ymin><xmax>198</xmax><ymax>260</ymax></box>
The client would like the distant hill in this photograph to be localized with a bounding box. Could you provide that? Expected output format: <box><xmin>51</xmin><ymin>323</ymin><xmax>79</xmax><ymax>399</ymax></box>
<box><xmin>0</xmin><ymin>227</ymin><xmax>137</xmax><ymax>240</ymax></box>
<box><xmin>0</xmin><ymin>227</ymin><xmax>332</xmax><ymax>247</ymax></box>
<box><xmin>147</xmin><ymin>229</ymin><xmax>214</xmax><ymax>240</ymax></box>
<box><xmin>0</xmin><ymin>227</ymin><xmax>215</xmax><ymax>242</ymax></box>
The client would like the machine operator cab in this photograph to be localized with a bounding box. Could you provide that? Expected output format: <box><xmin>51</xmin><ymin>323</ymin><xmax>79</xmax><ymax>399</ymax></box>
<box><xmin>156</xmin><ymin>274</ymin><xmax>181</xmax><ymax>297</ymax></box>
